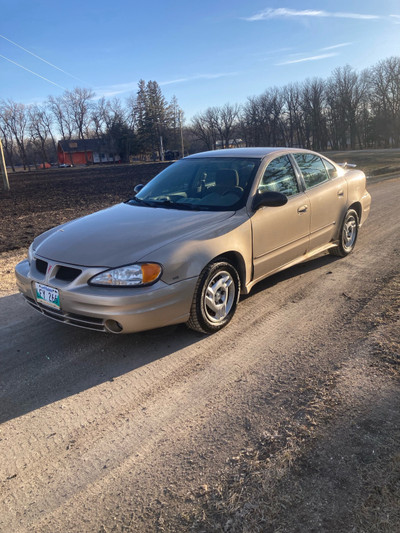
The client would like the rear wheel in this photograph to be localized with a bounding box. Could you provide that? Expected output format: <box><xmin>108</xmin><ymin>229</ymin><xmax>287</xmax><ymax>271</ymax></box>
<box><xmin>187</xmin><ymin>260</ymin><xmax>240</xmax><ymax>333</ymax></box>
<box><xmin>329</xmin><ymin>209</ymin><xmax>359</xmax><ymax>257</ymax></box>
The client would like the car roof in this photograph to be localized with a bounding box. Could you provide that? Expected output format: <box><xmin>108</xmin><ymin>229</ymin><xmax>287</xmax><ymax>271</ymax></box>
<box><xmin>184</xmin><ymin>147</ymin><xmax>314</xmax><ymax>159</ymax></box>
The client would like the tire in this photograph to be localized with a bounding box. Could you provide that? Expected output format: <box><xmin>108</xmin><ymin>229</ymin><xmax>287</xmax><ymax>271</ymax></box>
<box><xmin>329</xmin><ymin>209</ymin><xmax>359</xmax><ymax>257</ymax></box>
<box><xmin>187</xmin><ymin>260</ymin><xmax>240</xmax><ymax>334</ymax></box>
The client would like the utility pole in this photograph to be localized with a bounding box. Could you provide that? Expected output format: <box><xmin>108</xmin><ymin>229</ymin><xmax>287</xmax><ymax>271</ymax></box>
<box><xmin>0</xmin><ymin>138</ymin><xmax>10</xmax><ymax>191</ymax></box>
<box><xmin>159</xmin><ymin>135</ymin><xmax>164</xmax><ymax>161</ymax></box>
<box><xmin>179</xmin><ymin>110</ymin><xmax>184</xmax><ymax>158</ymax></box>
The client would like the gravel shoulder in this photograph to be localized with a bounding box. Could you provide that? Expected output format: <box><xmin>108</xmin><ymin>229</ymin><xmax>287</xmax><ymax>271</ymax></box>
<box><xmin>0</xmin><ymin>177</ymin><xmax>399</xmax><ymax>532</ymax></box>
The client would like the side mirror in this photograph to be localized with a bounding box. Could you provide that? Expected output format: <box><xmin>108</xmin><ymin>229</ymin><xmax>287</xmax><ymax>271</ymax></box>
<box><xmin>252</xmin><ymin>191</ymin><xmax>288</xmax><ymax>210</ymax></box>
<box><xmin>134</xmin><ymin>184</ymin><xmax>144</xmax><ymax>195</ymax></box>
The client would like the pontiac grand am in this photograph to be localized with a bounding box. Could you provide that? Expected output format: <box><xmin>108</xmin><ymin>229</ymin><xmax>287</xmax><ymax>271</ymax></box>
<box><xmin>15</xmin><ymin>147</ymin><xmax>371</xmax><ymax>334</ymax></box>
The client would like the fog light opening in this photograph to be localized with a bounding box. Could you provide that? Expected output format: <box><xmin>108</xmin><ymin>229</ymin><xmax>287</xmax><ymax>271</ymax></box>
<box><xmin>105</xmin><ymin>320</ymin><xmax>123</xmax><ymax>333</ymax></box>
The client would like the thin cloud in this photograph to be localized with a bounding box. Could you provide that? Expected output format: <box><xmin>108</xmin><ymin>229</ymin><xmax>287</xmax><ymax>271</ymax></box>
<box><xmin>0</xmin><ymin>34</ymin><xmax>88</xmax><ymax>84</ymax></box>
<box><xmin>277</xmin><ymin>53</ymin><xmax>337</xmax><ymax>65</ymax></box>
<box><xmin>94</xmin><ymin>81</ymin><xmax>139</xmax><ymax>98</ymax></box>
<box><xmin>390</xmin><ymin>14</ymin><xmax>400</xmax><ymax>23</ymax></box>
<box><xmin>252</xmin><ymin>47</ymin><xmax>293</xmax><ymax>61</ymax></box>
<box><xmin>160</xmin><ymin>72</ymin><xmax>239</xmax><ymax>86</ymax></box>
<box><xmin>95</xmin><ymin>72</ymin><xmax>239</xmax><ymax>98</ymax></box>
<box><xmin>320</xmin><ymin>42</ymin><xmax>353</xmax><ymax>51</ymax></box>
<box><xmin>0</xmin><ymin>53</ymin><xmax>67</xmax><ymax>89</ymax></box>
<box><xmin>245</xmin><ymin>8</ymin><xmax>380</xmax><ymax>22</ymax></box>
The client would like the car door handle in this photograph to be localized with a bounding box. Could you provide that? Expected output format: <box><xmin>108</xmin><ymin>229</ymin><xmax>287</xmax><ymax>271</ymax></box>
<box><xmin>337</xmin><ymin>189</ymin><xmax>344</xmax><ymax>197</ymax></box>
<box><xmin>297</xmin><ymin>205</ymin><xmax>308</xmax><ymax>214</ymax></box>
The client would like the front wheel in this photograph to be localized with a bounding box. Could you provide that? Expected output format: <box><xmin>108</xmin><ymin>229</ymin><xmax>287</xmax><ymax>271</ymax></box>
<box><xmin>329</xmin><ymin>209</ymin><xmax>359</xmax><ymax>257</ymax></box>
<box><xmin>187</xmin><ymin>260</ymin><xmax>240</xmax><ymax>334</ymax></box>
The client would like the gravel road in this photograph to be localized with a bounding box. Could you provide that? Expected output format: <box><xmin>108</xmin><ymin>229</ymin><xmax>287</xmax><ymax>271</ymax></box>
<box><xmin>1</xmin><ymin>178</ymin><xmax>399</xmax><ymax>532</ymax></box>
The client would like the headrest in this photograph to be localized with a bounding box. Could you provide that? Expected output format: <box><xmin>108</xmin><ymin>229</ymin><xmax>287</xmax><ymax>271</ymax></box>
<box><xmin>215</xmin><ymin>169</ymin><xmax>239</xmax><ymax>188</ymax></box>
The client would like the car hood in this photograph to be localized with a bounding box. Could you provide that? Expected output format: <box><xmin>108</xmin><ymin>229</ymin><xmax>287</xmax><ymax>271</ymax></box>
<box><xmin>33</xmin><ymin>203</ymin><xmax>235</xmax><ymax>267</ymax></box>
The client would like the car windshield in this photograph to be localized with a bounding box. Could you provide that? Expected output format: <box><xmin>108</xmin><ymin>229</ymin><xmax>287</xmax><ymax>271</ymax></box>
<box><xmin>130</xmin><ymin>157</ymin><xmax>261</xmax><ymax>211</ymax></box>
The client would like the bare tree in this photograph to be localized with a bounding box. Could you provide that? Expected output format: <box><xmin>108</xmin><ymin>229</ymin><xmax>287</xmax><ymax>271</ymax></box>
<box><xmin>240</xmin><ymin>96</ymin><xmax>262</xmax><ymax>147</ymax></box>
<box><xmin>0</xmin><ymin>105</ymin><xmax>16</xmax><ymax>171</ymax></box>
<box><xmin>47</xmin><ymin>95</ymin><xmax>73</xmax><ymax>140</ymax></box>
<box><xmin>325</xmin><ymin>66</ymin><xmax>368</xmax><ymax>150</ymax></box>
<box><xmin>282</xmin><ymin>83</ymin><xmax>306</xmax><ymax>147</ymax></box>
<box><xmin>369</xmin><ymin>57</ymin><xmax>400</xmax><ymax>147</ymax></box>
<box><xmin>217</xmin><ymin>103</ymin><xmax>241</xmax><ymax>148</ymax></box>
<box><xmin>102</xmin><ymin>98</ymin><xmax>127</xmax><ymax>162</ymax></box>
<box><xmin>301</xmin><ymin>78</ymin><xmax>328</xmax><ymax>151</ymax></box>
<box><xmin>240</xmin><ymin>89</ymin><xmax>286</xmax><ymax>147</ymax></box>
<box><xmin>190</xmin><ymin>107</ymin><xmax>221</xmax><ymax>150</ymax></box>
<box><xmin>64</xmin><ymin>87</ymin><xmax>95</xmax><ymax>140</ymax></box>
<box><xmin>91</xmin><ymin>97</ymin><xmax>107</xmax><ymax>138</ymax></box>
<box><xmin>204</xmin><ymin>107</ymin><xmax>220</xmax><ymax>149</ymax></box>
<box><xmin>0</xmin><ymin>100</ymin><xmax>31</xmax><ymax>169</ymax></box>
<box><xmin>28</xmin><ymin>105</ymin><xmax>57</xmax><ymax>165</ymax></box>
<box><xmin>191</xmin><ymin>112</ymin><xmax>214</xmax><ymax>151</ymax></box>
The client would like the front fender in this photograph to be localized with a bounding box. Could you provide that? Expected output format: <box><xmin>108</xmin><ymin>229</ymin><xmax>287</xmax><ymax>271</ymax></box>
<box><xmin>141</xmin><ymin>212</ymin><xmax>253</xmax><ymax>287</ymax></box>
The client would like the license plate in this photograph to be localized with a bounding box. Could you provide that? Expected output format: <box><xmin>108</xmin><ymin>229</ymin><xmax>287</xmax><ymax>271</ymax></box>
<box><xmin>35</xmin><ymin>283</ymin><xmax>60</xmax><ymax>310</ymax></box>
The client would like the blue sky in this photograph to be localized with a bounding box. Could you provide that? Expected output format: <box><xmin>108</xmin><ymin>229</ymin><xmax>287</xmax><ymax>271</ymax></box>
<box><xmin>1</xmin><ymin>1</ymin><xmax>400</xmax><ymax>119</ymax></box>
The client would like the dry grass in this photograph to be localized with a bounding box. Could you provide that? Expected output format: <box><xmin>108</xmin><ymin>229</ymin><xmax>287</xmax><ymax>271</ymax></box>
<box><xmin>324</xmin><ymin>148</ymin><xmax>400</xmax><ymax>179</ymax></box>
<box><xmin>0</xmin><ymin>249</ymin><xmax>26</xmax><ymax>297</ymax></box>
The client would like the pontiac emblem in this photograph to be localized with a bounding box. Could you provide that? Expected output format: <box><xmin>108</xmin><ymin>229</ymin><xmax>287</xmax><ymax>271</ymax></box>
<box><xmin>46</xmin><ymin>263</ymin><xmax>54</xmax><ymax>280</ymax></box>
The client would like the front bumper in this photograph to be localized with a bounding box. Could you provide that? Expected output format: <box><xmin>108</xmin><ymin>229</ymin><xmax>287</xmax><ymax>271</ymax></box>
<box><xmin>15</xmin><ymin>258</ymin><xmax>197</xmax><ymax>334</ymax></box>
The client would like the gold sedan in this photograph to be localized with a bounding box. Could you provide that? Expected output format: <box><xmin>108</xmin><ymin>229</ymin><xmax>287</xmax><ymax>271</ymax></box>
<box><xmin>15</xmin><ymin>148</ymin><xmax>371</xmax><ymax>334</ymax></box>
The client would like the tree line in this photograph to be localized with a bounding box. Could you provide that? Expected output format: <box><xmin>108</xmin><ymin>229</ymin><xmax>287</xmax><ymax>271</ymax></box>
<box><xmin>1</xmin><ymin>56</ymin><xmax>399</xmax><ymax>171</ymax></box>
<box><xmin>0</xmin><ymin>80</ymin><xmax>185</xmax><ymax>170</ymax></box>
<box><xmin>192</xmin><ymin>57</ymin><xmax>400</xmax><ymax>152</ymax></box>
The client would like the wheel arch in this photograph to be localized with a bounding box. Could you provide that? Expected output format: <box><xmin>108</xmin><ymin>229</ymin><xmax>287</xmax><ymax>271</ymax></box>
<box><xmin>334</xmin><ymin>203</ymin><xmax>361</xmax><ymax>242</ymax></box>
<box><xmin>330</xmin><ymin>205</ymin><xmax>360</xmax><ymax>257</ymax></box>
<box><xmin>348</xmin><ymin>201</ymin><xmax>362</xmax><ymax>223</ymax></box>
<box><xmin>212</xmin><ymin>251</ymin><xmax>247</xmax><ymax>293</ymax></box>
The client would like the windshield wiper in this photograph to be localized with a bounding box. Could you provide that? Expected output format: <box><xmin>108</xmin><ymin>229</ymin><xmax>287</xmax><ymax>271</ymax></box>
<box><xmin>154</xmin><ymin>200</ymin><xmax>205</xmax><ymax>210</ymax></box>
<box><xmin>130</xmin><ymin>197</ymin><xmax>208</xmax><ymax>211</ymax></box>
<box><xmin>128</xmin><ymin>197</ymin><xmax>154</xmax><ymax>207</ymax></box>
<box><xmin>152</xmin><ymin>199</ymin><xmax>183</xmax><ymax>209</ymax></box>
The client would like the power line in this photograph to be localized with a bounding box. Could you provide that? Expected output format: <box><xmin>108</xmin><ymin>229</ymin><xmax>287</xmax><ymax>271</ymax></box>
<box><xmin>0</xmin><ymin>34</ymin><xmax>88</xmax><ymax>84</ymax></box>
<box><xmin>0</xmin><ymin>53</ymin><xmax>67</xmax><ymax>90</ymax></box>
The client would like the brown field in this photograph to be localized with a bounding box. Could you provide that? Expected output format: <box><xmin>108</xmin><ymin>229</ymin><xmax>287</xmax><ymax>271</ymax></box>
<box><xmin>2</xmin><ymin>149</ymin><xmax>400</xmax><ymax>255</ymax></box>
<box><xmin>0</xmin><ymin>162</ymin><xmax>171</xmax><ymax>254</ymax></box>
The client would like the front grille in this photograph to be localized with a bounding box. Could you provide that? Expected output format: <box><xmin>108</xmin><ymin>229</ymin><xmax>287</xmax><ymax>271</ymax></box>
<box><xmin>24</xmin><ymin>296</ymin><xmax>106</xmax><ymax>332</ymax></box>
<box><xmin>56</xmin><ymin>266</ymin><xmax>82</xmax><ymax>282</ymax></box>
<box><xmin>34</xmin><ymin>258</ymin><xmax>82</xmax><ymax>283</ymax></box>
<box><xmin>35</xmin><ymin>259</ymin><xmax>48</xmax><ymax>274</ymax></box>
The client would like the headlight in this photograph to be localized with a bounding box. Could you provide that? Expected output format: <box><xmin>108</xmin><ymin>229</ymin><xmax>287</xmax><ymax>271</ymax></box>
<box><xmin>89</xmin><ymin>263</ymin><xmax>162</xmax><ymax>287</ymax></box>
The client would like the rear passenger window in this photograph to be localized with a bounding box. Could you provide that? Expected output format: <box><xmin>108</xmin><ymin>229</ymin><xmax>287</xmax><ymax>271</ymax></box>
<box><xmin>323</xmin><ymin>158</ymin><xmax>338</xmax><ymax>179</ymax></box>
<box><xmin>294</xmin><ymin>153</ymin><xmax>329</xmax><ymax>188</ymax></box>
<box><xmin>259</xmin><ymin>155</ymin><xmax>299</xmax><ymax>197</ymax></box>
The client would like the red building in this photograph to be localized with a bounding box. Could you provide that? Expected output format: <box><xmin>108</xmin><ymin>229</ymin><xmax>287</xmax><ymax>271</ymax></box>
<box><xmin>57</xmin><ymin>139</ymin><xmax>121</xmax><ymax>165</ymax></box>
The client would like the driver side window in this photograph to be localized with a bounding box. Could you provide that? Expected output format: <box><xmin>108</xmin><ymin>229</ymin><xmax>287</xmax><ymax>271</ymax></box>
<box><xmin>259</xmin><ymin>155</ymin><xmax>299</xmax><ymax>197</ymax></box>
<box><xmin>293</xmin><ymin>153</ymin><xmax>329</xmax><ymax>188</ymax></box>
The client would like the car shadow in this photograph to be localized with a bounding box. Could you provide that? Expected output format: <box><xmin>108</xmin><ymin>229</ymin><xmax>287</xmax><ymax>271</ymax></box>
<box><xmin>243</xmin><ymin>252</ymin><xmax>340</xmax><ymax>298</ymax></box>
<box><xmin>0</xmin><ymin>253</ymin><xmax>339</xmax><ymax>425</ymax></box>
<box><xmin>0</xmin><ymin>293</ymin><xmax>204</xmax><ymax>424</ymax></box>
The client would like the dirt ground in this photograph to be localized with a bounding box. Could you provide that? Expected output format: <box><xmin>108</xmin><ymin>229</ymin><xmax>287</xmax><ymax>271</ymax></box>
<box><xmin>0</xmin><ymin>162</ymin><xmax>399</xmax><ymax>532</ymax></box>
